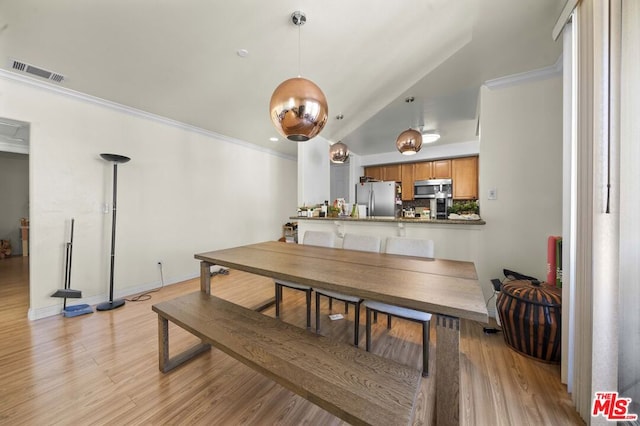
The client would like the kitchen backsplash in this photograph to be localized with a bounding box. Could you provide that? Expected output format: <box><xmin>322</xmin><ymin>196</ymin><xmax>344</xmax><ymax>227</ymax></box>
<box><xmin>402</xmin><ymin>199</ymin><xmax>432</xmax><ymax>209</ymax></box>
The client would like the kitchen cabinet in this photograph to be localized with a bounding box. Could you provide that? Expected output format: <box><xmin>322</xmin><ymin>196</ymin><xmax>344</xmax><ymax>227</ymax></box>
<box><xmin>364</xmin><ymin>166</ymin><xmax>384</xmax><ymax>181</ymax></box>
<box><xmin>432</xmin><ymin>160</ymin><xmax>451</xmax><ymax>178</ymax></box>
<box><xmin>366</xmin><ymin>156</ymin><xmax>477</xmax><ymax>201</ymax></box>
<box><xmin>413</xmin><ymin>161</ymin><xmax>432</xmax><ymax>181</ymax></box>
<box><xmin>413</xmin><ymin>160</ymin><xmax>451</xmax><ymax>180</ymax></box>
<box><xmin>383</xmin><ymin>164</ymin><xmax>401</xmax><ymax>182</ymax></box>
<box><xmin>452</xmin><ymin>156</ymin><xmax>478</xmax><ymax>200</ymax></box>
<box><xmin>400</xmin><ymin>163</ymin><xmax>414</xmax><ymax>201</ymax></box>
<box><xmin>364</xmin><ymin>164</ymin><xmax>401</xmax><ymax>182</ymax></box>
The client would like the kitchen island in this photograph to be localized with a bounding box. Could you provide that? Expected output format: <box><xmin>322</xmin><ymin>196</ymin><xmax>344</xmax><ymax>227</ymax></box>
<box><xmin>291</xmin><ymin>216</ymin><xmax>485</xmax><ymax>264</ymax></box>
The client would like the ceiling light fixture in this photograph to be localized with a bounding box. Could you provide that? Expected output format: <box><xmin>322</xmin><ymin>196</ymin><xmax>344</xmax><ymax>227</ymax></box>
<box><xmin>420</xmin><ymin>130</ymin><xmax>441</xmax><ymax>143</ymax></box>
<box><xmin>269</xmin><ymin>11</ymin><xmax>328</xmax><ymax>142</ymax></box>
<box><xmin>395</xmin><ymin>97</ymin><xmax>422</xmax><ymax>155</ymax></box>
<box><xmin>329</xmin><ymin>142</ymin><xmax>349</xmax><ymax>163</ymax></box>
<box><xmin>330</xmin><ymin>114</ymin><xmax>349</xmax><ymax>163</ymax></box>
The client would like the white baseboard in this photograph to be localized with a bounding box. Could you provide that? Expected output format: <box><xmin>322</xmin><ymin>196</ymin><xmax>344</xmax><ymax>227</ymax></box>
<box><xmin>28</xmin><ymin>272</ymin><xmax>199</xmax><ymax>320</ymax></box>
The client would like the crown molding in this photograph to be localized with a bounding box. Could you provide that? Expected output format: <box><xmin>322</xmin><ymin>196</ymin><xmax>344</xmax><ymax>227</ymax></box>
<box><xmin>0</xmin><ymin>140</ymin><xmax>29</xmax><ymax>154</ymax></box>
<box><xmin>484</xmin><ymin>55</ymin><xmax>563</xmax><ymax>90</ymax></box>
<box><xmin>0</xmin><ymin>69</ymin><xmax>296</xmax><ymax>161</ymax></box>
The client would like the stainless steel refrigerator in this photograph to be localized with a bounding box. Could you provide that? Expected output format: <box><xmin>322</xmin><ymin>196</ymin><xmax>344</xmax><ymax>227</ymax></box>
<box><xmin>355</xmin><ymin>181</ymin><xmax>399</xmax><ymax>217</ymax></box>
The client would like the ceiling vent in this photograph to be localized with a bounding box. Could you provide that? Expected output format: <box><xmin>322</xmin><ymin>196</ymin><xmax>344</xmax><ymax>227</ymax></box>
<box><xmin>10</xmin><ymin>59</ymin><xmax>65</xmax><ymax>83</ymax></box>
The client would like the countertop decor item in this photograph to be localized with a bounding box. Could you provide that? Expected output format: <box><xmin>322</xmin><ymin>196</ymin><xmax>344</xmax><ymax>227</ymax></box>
<box><xmin>97</xmin><ymin>153</ymin><xmax>130</xmax><ymax>311</ymax></box>
<box><xmin>269</xmin><ymin>11</ymin><xmax>328</xmax><ymax>142</ymax></box>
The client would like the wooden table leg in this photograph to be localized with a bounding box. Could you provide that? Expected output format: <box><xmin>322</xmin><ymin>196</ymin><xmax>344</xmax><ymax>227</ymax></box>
<box><xmin>436</xmin><ymin>314</ymin><xmax>460</xmax><ymax>426</ymax></box>
<box><xmin>158</xmin><ymin>315</ymin><xmax>169</xmax><ymax>371</ymax></box>
<box><xmin>200</xmin><ymin>261</ymin><xmax>211</xmax><ymax>294</ymax></box>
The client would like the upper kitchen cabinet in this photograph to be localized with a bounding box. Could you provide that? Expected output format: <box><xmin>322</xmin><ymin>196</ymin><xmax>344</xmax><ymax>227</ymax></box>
<box><xmin>400</xmin><ymin>163</ymin><xmax>415</xmax><ymax>201</ymax></box>
<box><xmin>383</xmin><ymin>164</ymin><xmax>402</xmax><ymax>182</ymax></box>
<box><xmin>364</xmin><ymin>164</ymin><xmax>401</xmax><ymax>182</ymax></box>
<box><xmin>414</xmin><ymin>159</ymin><xmax>451</xmax><ymax>180</ymax></box>
<box><xmin>452</xmin><ymin>156</ymin><xmax>478</xmax><ymax>200</ymax></box>
<box><xmin>432</xmin><ymin>159</ymin><xmax>452</xmax><ymax>179</ymax></box>
<box><xmin>364</xmin><ymin>165</ymin><xmax>384</xmax><ymax>181</ymax></box>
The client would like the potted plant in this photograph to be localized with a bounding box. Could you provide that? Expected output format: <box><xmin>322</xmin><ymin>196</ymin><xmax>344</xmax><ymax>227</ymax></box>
<box><xmin>449</xmin><ymin>200</ymin><xmax>479</xmax><ymax>215</ymax></box>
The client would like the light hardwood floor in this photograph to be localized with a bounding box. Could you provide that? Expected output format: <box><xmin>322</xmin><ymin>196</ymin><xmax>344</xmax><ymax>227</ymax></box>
<box><xmin>0</xmin><ymin>256</ymin><xmax>583</xmax><ymax>425</ymax></box>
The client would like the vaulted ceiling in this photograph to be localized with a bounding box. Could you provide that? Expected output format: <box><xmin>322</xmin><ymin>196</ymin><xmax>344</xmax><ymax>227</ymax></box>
<box><xmin>0</xmin><ymin>0</ymin><xmax>563</xmax><ymax>157</ymax></box>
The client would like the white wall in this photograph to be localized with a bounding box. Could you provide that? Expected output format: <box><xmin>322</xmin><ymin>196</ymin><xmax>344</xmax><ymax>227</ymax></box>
<box><xmin>0</xmin><ymin>73</ymin><xmax>297</xmax><ymax>319</ymax></box>
<box><xmin>478</xmin><ymin>75</ymin><xmax>563</xmax><ymax>292</ymax></box>
<box><xmin>298</xmin><ymin>136</ymin><xmax>330</xmax><ymax>206</ymax></box>
<box><xmin>0</xmin><ymin>152</ymin><xmax>29</xmax><ymax>255</ymax></box>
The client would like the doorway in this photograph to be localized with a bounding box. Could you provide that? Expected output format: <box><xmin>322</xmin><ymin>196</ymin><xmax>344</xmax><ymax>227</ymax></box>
<box><xmin>0</xmin><ymin>117</ymin><xmax>30</xmax><ymax>318</ymax></box>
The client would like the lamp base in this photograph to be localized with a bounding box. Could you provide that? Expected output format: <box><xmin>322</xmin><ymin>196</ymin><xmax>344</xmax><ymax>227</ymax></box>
<box><xmin>96</xmin><ymin>299</ymin><xmax>126</xmax><ymax>311</ymax></box>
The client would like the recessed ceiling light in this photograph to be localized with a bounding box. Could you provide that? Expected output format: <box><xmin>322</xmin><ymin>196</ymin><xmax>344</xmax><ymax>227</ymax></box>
<box><xmin>269</xmin><ymin>137</ymin><xmax>279</xmax><ymax>142</ymax></box>
<box><xmin>236</xmin><ymin>49</ymin><xmax>249</xmax><ymax>58</ymax></box>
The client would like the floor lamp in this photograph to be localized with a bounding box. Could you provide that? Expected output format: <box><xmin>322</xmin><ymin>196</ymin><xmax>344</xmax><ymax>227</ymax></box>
<box><xmin>96</xmin><ymin>153</ymin><xmax>130</xmax><ymax>311</ymax></box>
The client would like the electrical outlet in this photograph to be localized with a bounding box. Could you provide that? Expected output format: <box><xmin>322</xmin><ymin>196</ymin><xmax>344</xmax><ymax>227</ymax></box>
<box><xmin>488</xmin><ymin>188</ymin><xmax>497</xmax><ymax>200</ymax></box>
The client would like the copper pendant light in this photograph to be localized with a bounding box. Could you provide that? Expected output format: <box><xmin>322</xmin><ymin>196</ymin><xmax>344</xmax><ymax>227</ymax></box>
<box><xmin>270</xmin><ymin>11</ymin><xmax>328</xmax><ymax>142</ymax></box>
<box><xmin>329</xmin><ymin>114</ymin><xmax>349</xmax><ymax>163</ymax></box>
<box><xmin>330</xmin><ymin>141</ymin><xmax>349</xmax><ymax>163</ymax></box>
<box><xmin>395</xmin><ymin>97</ymin><xmax>422</xmax><ymax>155</ymax></box>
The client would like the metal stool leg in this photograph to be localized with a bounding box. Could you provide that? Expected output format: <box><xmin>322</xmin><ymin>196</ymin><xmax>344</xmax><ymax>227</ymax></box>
<box><xmin>366</xmin><ymin>307</ymin><xmax>373</xmax><ymax>351</ymax></box>
<box><xmin>305</xmin><ymin>289</ymin><xmax>312</xmax><ymax>328</ymax></box>
<box><xmin>315</xmin><ymin>292</ymin><xmax>321</xmax><ymax>333</ymax></box>
<box><xmin>353</xmin><ymin>301</ymin><xmax>361</xmax><ymax>347</ymax></box>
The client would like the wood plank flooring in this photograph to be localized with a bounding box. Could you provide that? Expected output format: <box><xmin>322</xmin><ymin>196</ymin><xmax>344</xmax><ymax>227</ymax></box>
<box><xmin>0</xmin><ymin>256</ymin><xmax>584</xmax><ymax>425</ymax></box>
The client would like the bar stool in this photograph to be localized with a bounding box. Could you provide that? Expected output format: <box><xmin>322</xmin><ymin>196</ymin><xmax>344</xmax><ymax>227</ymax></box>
<box><xmin>363</xmin><ymin>237</ymin><xmax>434</xmax><ymax>376</ymax></box>
<box><xmin>274</xmin><ymin>231</ymin><xmax>334</xmax><ymax>328</ymax></box>
<box><xmin>315</xmin><ymin>234</ymin><xmax>381</xmax><ymax>346</ymax></box>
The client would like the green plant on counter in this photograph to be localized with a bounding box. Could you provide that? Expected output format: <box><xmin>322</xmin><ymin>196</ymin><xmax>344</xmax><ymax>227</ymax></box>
<box><xmin>328</xmin><ymin>206</ymin><xmax>341</xmax><ymax>217</ymax></box>
<box><xmin>449</xmin><ymin>200</ymin><xmax>479</xmax><ymax>214</ymax></box>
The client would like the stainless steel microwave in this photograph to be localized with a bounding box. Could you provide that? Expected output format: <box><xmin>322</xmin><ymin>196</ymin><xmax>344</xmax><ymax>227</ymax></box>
<box><xmin>414</xmin><ymin>178</ymin><xmax>453</xmax><ymax>199</ymax></box>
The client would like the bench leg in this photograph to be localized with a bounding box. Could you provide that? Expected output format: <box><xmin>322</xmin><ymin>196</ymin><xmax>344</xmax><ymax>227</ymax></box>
<box><xmin>422</xmin><ymin>320</ymin><xmax>430</xmax><ymax>377</ymax></box>
<box><xmin>158</xmin><ymin>315</ymin><xmax>211</xmax><ymax>373</ymax></box>
<box><xmin>435</xmin><ymin>314</ymin><xmax>460</xmax><ymax>425</ymax></box>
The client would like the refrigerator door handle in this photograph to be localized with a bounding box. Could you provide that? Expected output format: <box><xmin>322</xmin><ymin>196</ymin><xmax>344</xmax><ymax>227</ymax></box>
<box><xmin>370</xmin><ymin>189</ymin><xmax>375</xmax><ymax>216</ymax></box>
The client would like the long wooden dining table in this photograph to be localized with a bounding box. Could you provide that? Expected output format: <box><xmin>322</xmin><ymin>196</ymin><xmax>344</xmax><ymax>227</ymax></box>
<box><xmin>195</xmin><ymin>241</ymin><xmax>488</xmax><ymax>425</ymax></box>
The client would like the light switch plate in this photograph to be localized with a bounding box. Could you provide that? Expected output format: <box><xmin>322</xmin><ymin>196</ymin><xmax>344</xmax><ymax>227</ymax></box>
<box><xmin>488</xmin><ymin>188</ymin><xmax>497</xmax><ymax>200</ymax></box>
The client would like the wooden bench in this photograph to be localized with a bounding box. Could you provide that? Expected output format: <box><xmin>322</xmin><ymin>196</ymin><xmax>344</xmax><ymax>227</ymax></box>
<box><xmin>152</xmin><ymin>291</ymin><xmax>422</xmax><ymax>426</ymax></box>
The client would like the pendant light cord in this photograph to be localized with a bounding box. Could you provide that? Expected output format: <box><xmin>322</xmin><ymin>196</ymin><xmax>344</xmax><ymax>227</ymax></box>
<box><xmin>297</xmin><ymin>21</ymin><xmax>302</xmax><ymax>77</ymax></box>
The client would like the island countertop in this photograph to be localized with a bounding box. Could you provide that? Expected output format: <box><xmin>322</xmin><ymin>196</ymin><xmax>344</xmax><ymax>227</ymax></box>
<box><xmin>290</xmin><ymin>216</ymin><xmax>486</xmax><ymax>225</ymax></box>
